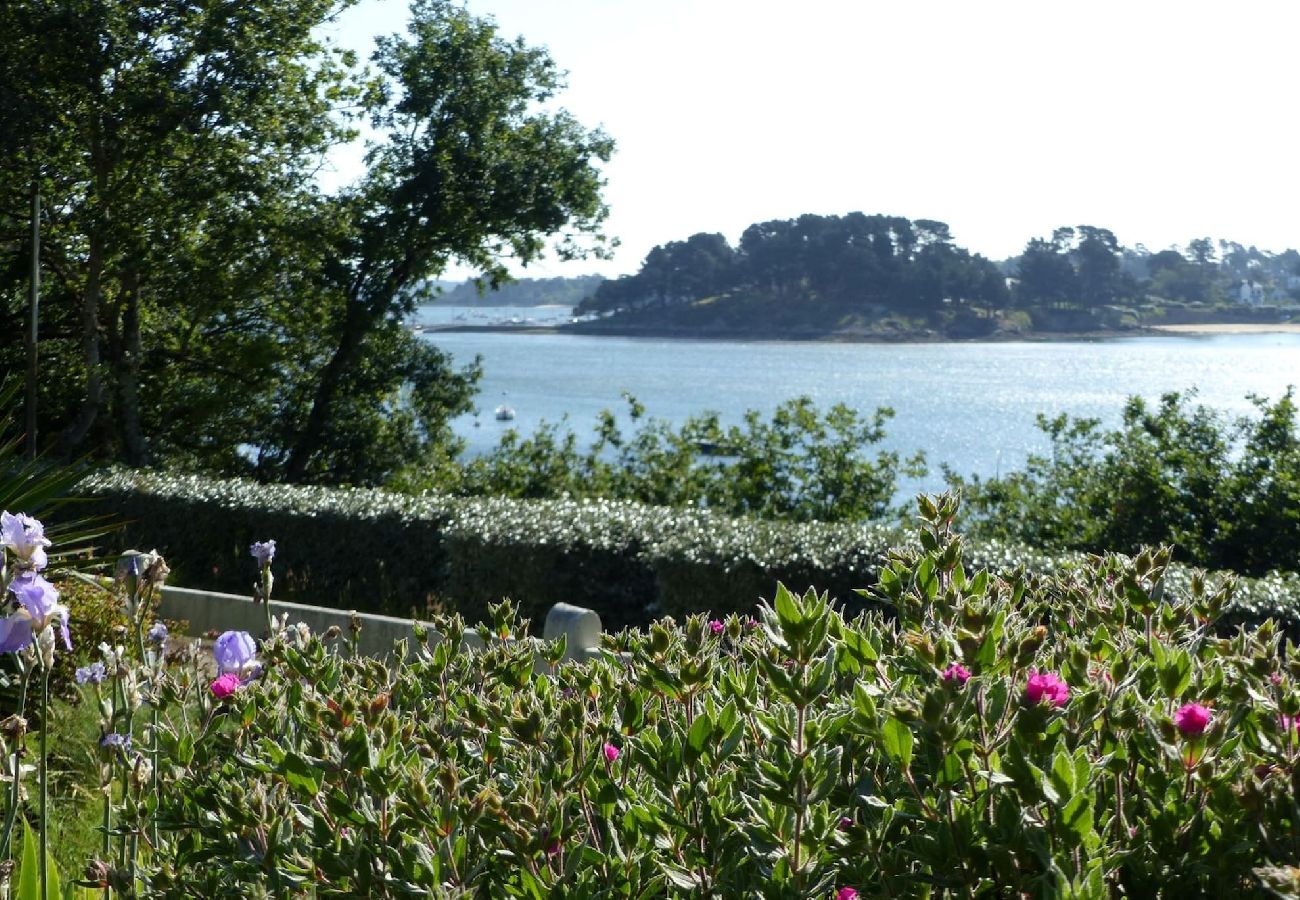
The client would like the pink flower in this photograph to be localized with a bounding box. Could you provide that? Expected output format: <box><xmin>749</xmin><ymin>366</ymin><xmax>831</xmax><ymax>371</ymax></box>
<box><xmin>942</xmin><ymin>663</ymin><xmax>971</xmax><ymax>685</ymax></box>
<box><xmin>1279</xmin><ymin>715</ymin><xmax>1299</xmax><ymax>734</ymax></box>
<box><xmin>838</xmin><ymin>816</ymin><xmax>853</xmax><ymax>831</ymax></box>
<box><xmin>210</xmin><ymin>672</ymin><xmax>241</xmax><ymax>699</ymax></box>
<box><xmin>602</xmin><ymin>742</ymin><xmax>620</xmax><ymax>762</ymax></box>
<box><xmin>1174</xmin><ymin>702</ymin><xmax>1212</xmax><ymax>737</ymax></box>
<box><xmin>709</xmin><ymin>619</ymin><xmax>724</xmax><ymax>634</ymax></box>
<box><xmin>1025</xmin><ymin>670</ymin><xmax>1070</xmax><ymax>707</ymax></box>
<box><xmin>1271</xmin><ymin>673</ymin><xmax>1284</xmax><ymax>686</ymax></box>
<box><xmin>837</xmin><ymin>889</ymin><xmax>859</xmax><ymax>900</ymax></box>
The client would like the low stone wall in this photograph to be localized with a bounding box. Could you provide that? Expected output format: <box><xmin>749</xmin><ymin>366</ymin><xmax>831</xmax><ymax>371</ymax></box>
<box><xmin>158</xmin><ymin>584</ymin><xmax>606</xmax><ymax>663</ymax></box>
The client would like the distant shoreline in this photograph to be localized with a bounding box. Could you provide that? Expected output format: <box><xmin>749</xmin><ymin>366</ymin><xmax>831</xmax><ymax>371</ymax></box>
<box><xmin>1146</xmin><ymin>323</ymin><xmax>1300</xmax><ymax>335</ymax></box>
<box><xmin>415</xmin><ymin>321</ymin><xmax>1300</xmax><ymax>343</ymax></box>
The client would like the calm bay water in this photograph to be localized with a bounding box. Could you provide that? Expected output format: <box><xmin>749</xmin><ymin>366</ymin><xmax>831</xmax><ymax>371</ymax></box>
<box><xmin>416</xmin><ymin>307</ymin><xmax>1300</xmax><ymax>495</ymax></box>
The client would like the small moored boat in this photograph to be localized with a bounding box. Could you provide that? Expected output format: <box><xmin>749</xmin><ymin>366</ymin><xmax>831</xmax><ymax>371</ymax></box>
<box><xmin>494</xmin><ymin>405</ymin><xmax>516</xmax><ymax>421</ymax></box>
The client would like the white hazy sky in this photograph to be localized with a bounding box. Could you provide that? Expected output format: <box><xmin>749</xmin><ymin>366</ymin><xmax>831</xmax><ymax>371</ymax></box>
<box><xmin>322</xmin><ymin>0</ymin><xmax>1300</xmax><ymax>279</ymax></box>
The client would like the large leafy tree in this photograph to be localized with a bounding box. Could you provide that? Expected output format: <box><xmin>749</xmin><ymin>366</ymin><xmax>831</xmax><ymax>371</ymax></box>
<box><xmin>0</xmin><ymin>0</ymin><xmax>362</xmax><ymax>468</ymax></box>
<box><xmin>0</xmin><ymin>0</ymin><xmax>613</xmax><ymax>486</ymax></box>
<box><xmin>278</xmin><ymin>0</ymin><xmax>613</xmax><ymax>483</ymax></box>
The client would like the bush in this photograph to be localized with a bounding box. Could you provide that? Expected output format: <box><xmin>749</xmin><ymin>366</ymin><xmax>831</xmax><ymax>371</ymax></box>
<box><xmin>80</xmin><ymin>470</ymin><xmax>1300</xmax><ymax>640</ymax></box>
<box><xmin>949</xmin><ymin>390</ymin><xmax>1300</xmax><ymax>577</ymax></box>
<box><xmin>404</xmin><ymin>395</ymin><xmax>924</xmax><ymax>524</ymax></box>
<box><xmin>137</xmin><ymin>498</ymin><xmax>1300</xmax><ymax>896</ymax></box>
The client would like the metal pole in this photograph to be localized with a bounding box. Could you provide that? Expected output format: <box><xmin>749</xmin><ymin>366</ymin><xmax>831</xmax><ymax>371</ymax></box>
<box><xmin>26</xmin><ymin>185</ymin><xmax>40</xmax><ymax>459</ymax></box>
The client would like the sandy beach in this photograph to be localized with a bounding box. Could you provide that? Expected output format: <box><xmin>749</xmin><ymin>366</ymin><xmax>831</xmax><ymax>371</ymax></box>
<box><xmin>1149</xmin><ymin>322</ymin><xmax>1300</xmax><ymax>335</ymax></box>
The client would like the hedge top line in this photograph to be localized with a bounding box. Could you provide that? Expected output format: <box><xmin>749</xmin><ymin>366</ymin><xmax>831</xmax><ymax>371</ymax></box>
<box><xmin>78</xmin><ymin>468</ymin><xmax>1300</xmax><ymax>628</ymax></box>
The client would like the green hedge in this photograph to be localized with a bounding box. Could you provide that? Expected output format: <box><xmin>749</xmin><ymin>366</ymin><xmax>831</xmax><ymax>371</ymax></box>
<box><xmin>78</xmin><ymin>469</ymin><xmax>1300</xmax><ymax>635</ymax></box>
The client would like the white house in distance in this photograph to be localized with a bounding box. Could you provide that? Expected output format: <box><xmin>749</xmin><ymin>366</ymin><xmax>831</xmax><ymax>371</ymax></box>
<box><xmin>1237</xmin><ymin>280</ymin><xmax>1267</xmax><ymax>306</ymax></box>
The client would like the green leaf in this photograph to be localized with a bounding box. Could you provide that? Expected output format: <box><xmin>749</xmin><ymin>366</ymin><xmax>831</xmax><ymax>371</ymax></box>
<box><xmin>685</xmin><ymin>711</ymin><xmax>713</xmax><ymax>764</ymax></box>
<box><xmin>18</xmin><ymin>819</ymin><xmax>39</xmax><ymax>900</ymax></box>
<box><xmin>44</xmin><ymin>848</ymin><xmax>60</xmax><ymax>900</ymax></box>
<box><xmin>774</xmin><ymin>583</ymin><xmax>800</xmax><ymax>630</ymax></box>
<box><xmin>915</xmin><ymin>558</ymin><xmax>939</xmax><ymax>601</ymax></box>
<box><xmin>282</xmin><ymin>752</ymin><xmax>322</xmax><ymax>798</ymax></box>
<box><xmin>1060</xmin><ymin>793</ymin><xmax>1095</xmax><ymax>846</ymax></box>
<box><xmin>663</xmin><ymin>864</ymin><xmax>701</xmax><ymax>890</ymax></box>
<box><xmin>15</xmin><ymin>820</ymin><xmax>58</xmax><ymax>900</ymax></box>
<box><xmin>881</xmin><ymin>716</ymin><xmax>913</xmax><ymax>770</ymax></box>
<box><xmin>1050</xmin><ymin>747</ymin><xmax>1075</xmax><ymax>798</ymax></box>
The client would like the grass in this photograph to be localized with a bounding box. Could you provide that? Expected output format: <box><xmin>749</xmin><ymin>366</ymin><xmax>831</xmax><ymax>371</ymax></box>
<box><xmin>42</xmin><ymin>693</ymin><xmax>107</xmax><ymax>877</ymax></box>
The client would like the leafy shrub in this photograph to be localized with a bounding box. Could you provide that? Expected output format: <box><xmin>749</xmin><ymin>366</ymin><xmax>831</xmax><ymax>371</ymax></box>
<box><xmin>404</xmin><ymin>395</ymin><xmax>925</xmax><ymax>523</ymax></box>
<box><xmin>80</xmin><ymin>469</ymin><xmax>1300</xmax><ymax>638</ymax></box>
<box><xmin>139</xmin><ymin>497</ymin><xmax>1300</xmax><ymax>896</ymax></box>
<box><xmin>948</xmin><ymin>390</ymin><xmax>1300</xmax><ymax>577</ymax></box>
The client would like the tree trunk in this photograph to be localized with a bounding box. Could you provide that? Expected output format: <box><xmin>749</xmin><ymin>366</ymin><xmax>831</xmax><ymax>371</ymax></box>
<box><xmin>283</xmin><ymin>301</ymin><xmax>370</xmax><ymax>482</ymax></box>
<box><xmin>57</xmin><ymin>232</ymin><xmax>105</xmax><ymax>457</ymax></box>
<box><xmin>118</xmin><ymin>268</ymin><xmax>147</xmax><ymax>466</ymax></box>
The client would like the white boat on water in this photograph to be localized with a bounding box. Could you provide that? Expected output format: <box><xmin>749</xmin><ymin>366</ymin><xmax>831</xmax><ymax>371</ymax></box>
<box><xmin>494</xmin><ymin>405</ymin><xmax>516</xmax><ymax>421</ymax></box>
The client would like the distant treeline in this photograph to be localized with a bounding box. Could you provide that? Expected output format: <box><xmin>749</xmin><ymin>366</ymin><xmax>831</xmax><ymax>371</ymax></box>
<box><xmin>578</xmin><ymin>213</ymin><xmax>1300</xmax><ymax>317</ymax></box>
<box><xmin>431</xmin><ymin>275</ymin><xmax>606</xmax><ymax>307</ymax></box>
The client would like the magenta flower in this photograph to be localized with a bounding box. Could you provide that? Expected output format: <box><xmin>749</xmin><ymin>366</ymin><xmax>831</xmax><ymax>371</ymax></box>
<box><xmin>602</xmin><ymin>742</ymin><xmax>620</xmax><ymax>763</ymax></box>
<box><xmin>212</xmin><ymin>630</ymin><xmax>257</xmax><ymax>674</ymax></box>
<box><xmin>1280</xmin><ymin>715</ymin><xmax>1299</xmax><ymax>734</ymax></box>
<box><xmin>838</xmin><ymin>816</ymin><xmax>853</xmax><ymax>831</ymax></box>
<box><xmin>942</xmin><ymin>663</ymin><xmax>971</xmax><ymax>685</ymax></box>
<box><xmin>709</xmin><ymin>619</ymin><xmax>724</xmax><ymax>634</ymax></box>
<box><xmin>1174</xmin><ymin>702</ymin><xmax>1212</xmax><ymax>737</ymax></box>
<box><xmin>249</xmin><ymin>539</ymin><xmax>276</xmax><ymax>567</ymax></box>
<box><xmin>837</xmin><ymin>888</ymin><xmax>859</xmax><ymax>900</ymax></box>
<box><xmin>210</xmin><ymin>673</ymin><xmax>241</xmax><ymax>699</ymax></box>
<box><xmin>0</xmin><ymin>511</ymin><xmax>51</xmax><ymax>571</ymax></box>
<box><xmin>1025</xmin><ymin>670</ymin><xmax>1070</xmax><ymax>707</ymax></box>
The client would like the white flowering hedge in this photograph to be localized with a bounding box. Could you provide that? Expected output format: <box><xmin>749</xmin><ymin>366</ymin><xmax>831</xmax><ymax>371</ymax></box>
<box><xmin>79</xmin><ymin>470</ymin><xmax>1300</xmax><ymax>637</ymax></box>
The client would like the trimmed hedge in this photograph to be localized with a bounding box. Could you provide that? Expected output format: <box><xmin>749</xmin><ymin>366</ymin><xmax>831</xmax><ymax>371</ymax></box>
<box><xmin>79</xmin><ymin>469</ymin><xmax>1300</xmax><ymax>636</ymax></box>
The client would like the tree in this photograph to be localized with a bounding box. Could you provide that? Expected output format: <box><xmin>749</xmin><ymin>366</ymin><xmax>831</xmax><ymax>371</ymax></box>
<box><xmin>0</xmin><ymin>0</ymin><xmax>360</xmax><ymax>469</ymax></box>
<box><xmin>1</xmin><ymin>0</ymin><xmax>613</xmax><ymax>486</ymax></box>
<box><xmin>1072</xmin><ymin>225</ymin><xmax>1123</xmax><ymax>308</ymax></box>
<box><xmin>1014</xmin><ymin>237</ymin><xmax>1076</xmax><ymax>307</ymax></box>
<box><xmin>280</xmin><ymin>0</ymin><xmax>613</xmax><ymax>483</ymax></box>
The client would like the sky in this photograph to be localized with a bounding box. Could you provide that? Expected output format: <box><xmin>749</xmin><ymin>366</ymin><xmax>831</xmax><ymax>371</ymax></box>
<box><xmin>322</xmin><ymin>0</ymin><xmax>1300</xmax><ymax>280</ymax></box>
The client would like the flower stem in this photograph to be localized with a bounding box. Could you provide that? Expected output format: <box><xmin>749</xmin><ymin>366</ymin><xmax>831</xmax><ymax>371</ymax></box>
<box><xmin>40</xmin><ymin>662</ymin><xmax>49</xmax><ymax>900</ymax></box>
<box><xmin>262</xmin><ymin>566</ymin><xmax>274</xmax><ymax>638</ymax></box>
<box><xmin>0</xmin><ymin>660</ymin><xmax>32</xmax><ymax>860</ymax></box>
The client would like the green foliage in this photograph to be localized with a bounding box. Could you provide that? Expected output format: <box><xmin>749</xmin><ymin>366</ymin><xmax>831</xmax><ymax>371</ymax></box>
<box><xmin>412</xmin><ymin>395</ymin><xmax>923</xmax><ymax>523</ymax></box>
<box><xmin>79</xmin><ymin>469</ymin><xmax>1300</xmax><ymax>640</ymax></box>
<box><xmin>0</xmin><ymin>378</ymin><xmax>117</xmax><ymax>571</ymax></box>
<box><xmin>578</xmin><ymin>213</ymin><xmax>1009</xmax><ymax>324</ymax></box>
<box><xmin>949</xmin><ymin>390</ymin><xmax>1300</xmax><ymax>577</ymax></box>
<box><xmin>128</xmin><ymin>496</ymin><xmax>1300</xmax><ymax>896</ymax></box>
<box><xmin>0</xmin><ymin>0</ymin><xmax>610</xmax><ymax>487</ymax></box>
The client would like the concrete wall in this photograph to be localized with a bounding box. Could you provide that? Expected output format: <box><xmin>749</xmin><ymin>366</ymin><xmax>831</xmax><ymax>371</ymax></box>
<box><xmin>157</xmin><ymin>584</ymin><xmax>607</xmax><ymax>663</ymax></box>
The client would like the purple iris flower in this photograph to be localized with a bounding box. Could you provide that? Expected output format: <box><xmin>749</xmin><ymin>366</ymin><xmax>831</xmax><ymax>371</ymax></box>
<box><xmin>1</xmin><ymin>511</ymin><xmax>51</xmax><ymax>571</ymax></box>
<box><xmin>147</xmin><ymin>622</ymin><xmax>168</xmax><ymax>645</ymax></box>
<box><xmin>212</xmin><ymin>630</ymin><xmax>257</xmax><ymax>674</ymax></box>
<box><xmin>249</xmin><ymin>540</ymin><xmax>276</xmax><ymax>567</ymax></box>
<box><xmin>0</xmin><ymin>614</ymin><xmax>34</xmax><ymax>654</ymax></box>
<box><xmin>3</xmin><ymin>572</ymin><xmax>70</xmax><ymax>651</ymax></box>
<box><xmin>100</xmin><ymin>733</ymin><xmax>131</xmax><ymax>751</ymax></box>
<box><xmin>76</xmin><ymin>661</ymin><xmax>107</xmax><ymax>685</ymax></box>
